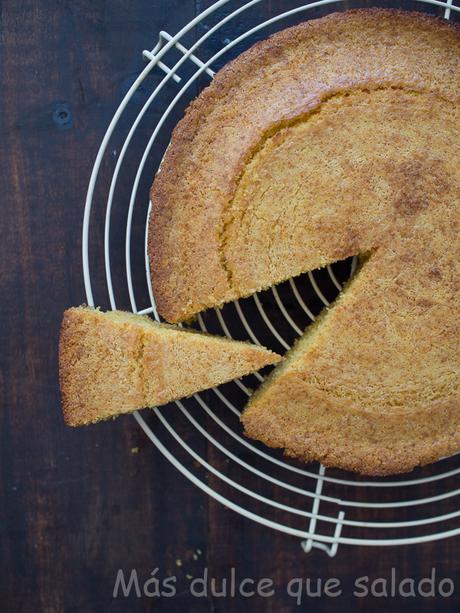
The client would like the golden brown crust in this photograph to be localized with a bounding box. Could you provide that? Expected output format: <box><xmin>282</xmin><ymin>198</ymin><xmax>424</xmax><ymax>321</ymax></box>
<box><xmin>59</xmin><ymin>307</ymin><xmax>281</xmax><ymax>426</ymax></box>
<box><xmin>242</xmin><ymin>215</ymin><xmax>460</xmax><ymax>475</ymax></box>
<box><xmin>149</xmin><ymin>8</ymin><xmax>459</xmax><ymax>322</ymax></box>
<box><xmin>148</xmin><ymin>9</ymin><xmax>460</xmax><ymax>474</ymax></box>
<box><xmin>243</xmin><ymin>382</ymin><xmax>460</xmax><ymax>476</ymax></box>
<box><xmin>59</xmin><ymin>307</ymin><xmax>146</xmax><ymax>426</ymax></box>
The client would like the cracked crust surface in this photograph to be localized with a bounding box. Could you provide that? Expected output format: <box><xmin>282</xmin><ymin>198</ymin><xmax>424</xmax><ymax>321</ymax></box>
<box><xmin>148</xmin><ymin>9</ymin><xmax>460</xmax><ymax>474</ymax></box>
<box><xmin>59</xmin><ymin>307</ymin><xmax>281</xmax><ymax>426</ymax></box>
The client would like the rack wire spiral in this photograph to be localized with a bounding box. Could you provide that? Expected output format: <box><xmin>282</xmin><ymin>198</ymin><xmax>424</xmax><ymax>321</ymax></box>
<box><xmin>82</xmin><ymin>0</ymin><xmax>460</xmax><ymax>555</ymax></box>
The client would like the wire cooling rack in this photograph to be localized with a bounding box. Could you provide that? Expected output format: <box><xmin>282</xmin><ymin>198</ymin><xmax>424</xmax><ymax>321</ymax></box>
<box><xmin>82</xmin><ymin>0</ymin><xmax>460</xmax><ymax>555</ymax></box>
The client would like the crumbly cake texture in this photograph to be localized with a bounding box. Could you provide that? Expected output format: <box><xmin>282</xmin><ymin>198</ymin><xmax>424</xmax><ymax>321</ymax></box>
<box><xmin>148</xmin><ymin>9</ymin><xmax>460</xmax><ymax>474</ymax></box>
<box><xmin>59</xmin><ymin>307</ymin><xmax>281</xmax><ymax>426</ymax></box>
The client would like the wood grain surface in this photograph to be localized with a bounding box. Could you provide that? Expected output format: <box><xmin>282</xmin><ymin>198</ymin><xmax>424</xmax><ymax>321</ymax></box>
<box><xmin>1</xmin><ymin>1</ymin><xmax>459</xmax><ymax>611</ymax></box>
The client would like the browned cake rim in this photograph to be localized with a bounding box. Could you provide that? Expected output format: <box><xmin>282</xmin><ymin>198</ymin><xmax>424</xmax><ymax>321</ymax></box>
<box><xmin>148</xmin><ymin>8</ymin><xmax>459</xmax><ymax>323</ymax></box>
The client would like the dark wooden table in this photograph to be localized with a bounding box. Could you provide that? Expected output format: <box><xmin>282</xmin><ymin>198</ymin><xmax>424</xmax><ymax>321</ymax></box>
<box><xmin>1</xmin><ymin>1</ymin><xmax>459</xmax><ymax>611</ymax></box>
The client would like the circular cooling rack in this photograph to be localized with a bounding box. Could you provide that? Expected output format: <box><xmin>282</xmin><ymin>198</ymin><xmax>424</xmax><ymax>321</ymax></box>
<box><xmin>82</xmin><ymin>0</ymin><xmax>460</xmax><ymax>554</ymax></box>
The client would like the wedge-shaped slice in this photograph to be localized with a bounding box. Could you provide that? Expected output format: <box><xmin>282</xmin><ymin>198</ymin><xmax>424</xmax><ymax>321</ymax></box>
<box><xmin>59</xmin><ymin>307</ymin><xmax>280</xmax><ymax>426</ymax></box>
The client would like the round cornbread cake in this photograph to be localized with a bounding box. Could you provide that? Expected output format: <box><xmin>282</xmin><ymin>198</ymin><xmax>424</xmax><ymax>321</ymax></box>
<box><xmin>148</xmin><ymin>9</ymin><xmax>460</xmax><ymax>474</ymax></box>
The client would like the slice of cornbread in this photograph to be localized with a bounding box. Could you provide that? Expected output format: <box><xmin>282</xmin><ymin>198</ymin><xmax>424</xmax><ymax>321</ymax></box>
<box><xmin>59</xmin><ymin>306</ymin><xmax>280</xmax><ymax>426</ymax></box>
